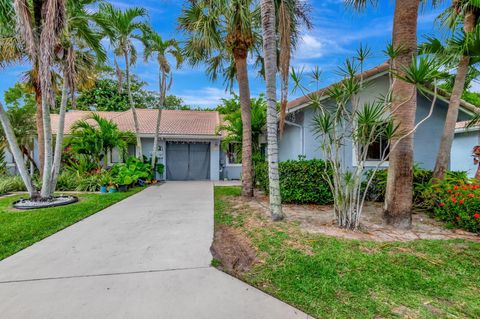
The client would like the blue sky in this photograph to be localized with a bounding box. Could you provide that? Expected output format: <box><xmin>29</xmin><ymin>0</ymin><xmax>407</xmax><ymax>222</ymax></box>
<box><xmin>2</xmin><ymin>0</ymin><xmax>461</xmax><ymax>108</ymax></box>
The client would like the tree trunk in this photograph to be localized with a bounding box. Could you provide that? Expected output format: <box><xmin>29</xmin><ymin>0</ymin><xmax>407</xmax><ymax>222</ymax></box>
<box><xmin>261</xmin><ymin>0</ymin><xmax>283</xmax><ymax>220</ymax></box>
<box><xmin>124</xmin><ymin>51</ymin><xmax>143</xmax><ymax>160</ymax></box>
<box><xmin>33</xmin><ymin>80</ymin><xmax>45</xmax><ymax>176</ymax></box>
<box><xmin>114</xmin><ymin>56</ymin><xmax>123</xmax><ymax>94</ymax></box>
<box><xmin>383</xmin><ymin>0</ymin><xmax>420</xmax><ymax>229</ymax></box>
<box><xmin>50</xmin><ymin>78</ymin><xmax>68</xmax><ymax>192</ymax></box>
<box><xmin>234</xmin><ymin>52</ymin><xmax>254</xmax><ymax>197</ymax></box>
<box><xmin>433</xmin><ymin>11</ymin><xmax>476</xmax><ymax>180</ymax></box>
<box><xmin>40</xmin><ymin>93</ymin><xmax>53</xmax><ymax>198</ymax></box>
<box><xmin>151</xmin><ymin>68</ymin><xmax>166</xmax><ymax>172</ymax></box>
<box><xmin>0</xmin><ymin>102</ymin><xmax>37</xmax><ymax>197</ymax></box>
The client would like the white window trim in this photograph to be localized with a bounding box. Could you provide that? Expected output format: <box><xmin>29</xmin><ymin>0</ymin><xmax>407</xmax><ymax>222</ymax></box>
<box><xmin>225</xmin><ymin>142</ymin><xmax>242</xmax><ymax>167</ymax></box>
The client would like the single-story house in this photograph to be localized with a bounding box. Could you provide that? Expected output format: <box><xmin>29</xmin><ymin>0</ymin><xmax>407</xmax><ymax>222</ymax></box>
<box><xmin>3</xmin><ymin>109</ymin><xmax>242</xmax><ymax>181</ymax></box>
<box><xmin>451</xmin><ymin>121</ymin><xmax>479</xmax><ymax>177</ymax></box>
<box><xmin>3</xmin><ymin>63</ymin><xmax>479</xmax><ymax>180</ymax></box>
<box><xmin>280</xmin><ymin>63</ymin><xmax>479</xmax><ymax>173</ymax></box>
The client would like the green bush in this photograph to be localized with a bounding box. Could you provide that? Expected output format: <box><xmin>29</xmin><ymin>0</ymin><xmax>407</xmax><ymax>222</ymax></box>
<box><xmin>56</xmin><ymin>172</ymin><xmax>80</xmax><ymax>191</ymax></box>
<box><xmin>111</xmin><ymin>157</ymin><xmax>153</xmax><ymax>186</ymax></box>
<box><xmin>255</xmin><ymin>159</ymin><xmax>333</xmax><ymax>204</ymax></box>
<box><xmin>0</xmin><ymin>175</ymin><xmax>27</xmax><ymax>195</ymax></box>
<box><xmin>434</xmin><ymin>180</ymin><xmax>480</xmax><ymax>233</ymax></box>
<box><xmin>76</xmin><ymin>174</ymin><xmax>101</xmax><ymax>192</ymax></box>
<box><xmin>364</xmin><ymin>166</ymin><xmax>468</xmax><ymax>210</ymax></box>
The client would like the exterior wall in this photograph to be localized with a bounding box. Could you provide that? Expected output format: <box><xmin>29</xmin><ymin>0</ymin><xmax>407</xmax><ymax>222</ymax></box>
<box><xmin>281</xmin><ymin>74</ymin><xmax>475</xmax><ymax>171</ymax></box>
<box><xmin>223</xmin><ymin>165</ymin><xmax>241</xmax><ymax>180</ymax></box>
<box><xmin>413</xmin><ymin>95</ymin><xmax>448</xmax><ymax>169</ymax></box>
<box><xmin>279</xmin><ymin>122</ymin><xmax>303</xmax><ymax>161</ymax></box>
<box><xmin>210</xmin><ymin>141</ymin><xmax>220</xmax><ymax>181</ymax></box>
<box><xmin>452</xmin><ymin>131</ymin><xmax>478</xmax><ymax>177</ymax></box>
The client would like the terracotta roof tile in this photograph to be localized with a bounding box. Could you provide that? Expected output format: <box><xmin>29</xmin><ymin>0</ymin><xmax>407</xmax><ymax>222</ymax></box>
<box><xmin>51</xmin><ymin>109</ymin><xmax>221</xmax><ymax>136</ymax></box>
<box><xmin>287</xmin><ymin>62</ymin><xmax>480</xmax><ymax>114</ymax></box>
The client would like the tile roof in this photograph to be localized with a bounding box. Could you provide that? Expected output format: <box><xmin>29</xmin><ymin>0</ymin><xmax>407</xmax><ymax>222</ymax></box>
<box><xmin>287</xmin><ymin>62</ymin><xmax>480</xmax><ymax>115</ymax></box>
<box><xmin>456</xmin><ymin>120</ymin><xmax>480</xmax><ymax>131</ymax></box>
<box><xmin>51</xmin><ymin>109</ymin><xmax>222</xmax><ymax>136</ymax></box>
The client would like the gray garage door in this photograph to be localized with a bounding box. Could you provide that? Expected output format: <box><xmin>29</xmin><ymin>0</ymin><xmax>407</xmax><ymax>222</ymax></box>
<box><xmin>166</xmin><ymin>142</ymin><xmax>210</xmax><ymax>180</ymax></box>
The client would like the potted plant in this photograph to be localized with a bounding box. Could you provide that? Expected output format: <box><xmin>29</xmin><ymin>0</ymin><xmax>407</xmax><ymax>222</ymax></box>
<box><xmin>108</xmin><ymin>179</ymin><xmax>118</xmax><ymax>193</ymax></box>
<box><xmin>115</xmin><ymin>174</ymin><xmax>134</xmax><ymax>192</ymax></box>
<box><xmin>99</xmin><ymin>172</ymin><xmax>111</xmax><ymax>193</ymax></box>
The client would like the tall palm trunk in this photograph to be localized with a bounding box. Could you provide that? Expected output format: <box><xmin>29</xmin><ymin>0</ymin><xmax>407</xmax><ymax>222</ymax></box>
<box><xmin>234</xmin><ymin>50</ymin><xmax>254</xmax><ymax>197</ymax></box>
<box><xmin>124</xmin><ymin>50</ymin><xmax>143</xmax><ymax>160</ymax></box>
<box><xmin>50</xmin><ymin>77</ymin><xmax>68</xmax><ymax>191</ymax></box>
<box><xmin>151</xmin><ymin>68</ymin><xmax>166</xmax><ymax>172</ymax></box>
<box><xmin>0</xmin><ymin>102</ymin><xmax>37</xmax><ymax>197</ymax></box>
<box><xmin>261</xmin><ymin>0</ymin><xmax>283</xmax><ymax>220</ymax></box>
<box><xmin>114</xmin><ymin>56</ymin><xmax>123</xmax><ymax>94</ymax></box>
<box><xmin>33</xmin><ymin>79</ymin><xmax>45</xmax><ymax>175</ymax></box>
<box><xmin>433</xmin><ymin>11</ymin><xmax>477</xmax><ymax>180</ymax></box>
<box><xmin>39</xmin><ymin>94</ymin><xmax>53</xmax><ymax>198</ymax></box>
<box><xmin>383</xmin><ymin>0</ymin><xmax>420</xmax><ymax>229</ymax></box>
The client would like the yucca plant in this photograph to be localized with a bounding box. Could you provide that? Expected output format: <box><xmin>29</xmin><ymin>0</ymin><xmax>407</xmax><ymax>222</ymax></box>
<box><xmin>292</xmin><ymin>48</ymin><xmax>445</xmax><ymax>230</ymax></box>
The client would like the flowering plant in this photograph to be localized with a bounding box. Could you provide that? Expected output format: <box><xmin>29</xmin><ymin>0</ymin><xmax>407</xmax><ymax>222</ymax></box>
<box><xmin>434</xmin><ymin>181</ymin><xmax>480</xmax><ymax>233</ymax></box>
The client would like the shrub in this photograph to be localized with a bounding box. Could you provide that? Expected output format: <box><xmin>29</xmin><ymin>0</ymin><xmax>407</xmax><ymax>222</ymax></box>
<box><xmin>434</xmin><ymin>180</ymin><xmax>480</xmax><ymax>233</ymax></box>
<box><xmin>0</xmin><ymin>175</ymin><xmax>27</xmax><ymax>195</ymax></box>
<box><xmin>255</xmin><ymin>159</ymin><xmax>333</xmax><ymax>204</ymax></box>
<box><xmin>111</xmin><ymin>157</ymin><xmax>153</xmax><ymax>186</ymax></box>
<box><xmin>364</xmin><ymin>166</ymin><xmax>468</xmax><ymax>210</ymax></box>
<box><xmin>75</xmin><ymin>174</ymin><xmax>101</xmax><ymax>192</ymax></box>
<box><xmin>56</xmin><ymin>172</ymin><xmax>80</xmax><ymax>191</ymax></box>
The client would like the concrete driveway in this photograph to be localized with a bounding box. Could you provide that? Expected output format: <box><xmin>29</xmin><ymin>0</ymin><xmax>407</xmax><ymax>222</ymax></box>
<box><xmin>0</xmin><ymin>182</ymin><xmax>310</xmax><ymax>318</ymax></box>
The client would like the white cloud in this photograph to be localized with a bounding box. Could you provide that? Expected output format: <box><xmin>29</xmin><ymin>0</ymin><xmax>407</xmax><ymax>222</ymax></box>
<box><xmin>295</xmin><ymin>35</ymin><xmax>325</xmax><ymax>59</ymax></box>
<box><xmin>176</xmin><ymin>87</ymin><xmax>235</xmax><ymax>107</ymax></box>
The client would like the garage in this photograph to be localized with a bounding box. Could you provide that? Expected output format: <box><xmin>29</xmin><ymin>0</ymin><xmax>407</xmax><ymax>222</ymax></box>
<box><xmin>166</xmin><ymin>142</ymin><xmax>211</xmax><ymax>180</ymax></box>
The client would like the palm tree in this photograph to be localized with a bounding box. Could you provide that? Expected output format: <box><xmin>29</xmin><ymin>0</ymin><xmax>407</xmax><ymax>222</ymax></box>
<box><xmin>0</xmin><ymin>103</ymin><xmax>36</xmax><ymax>196</ymax></box>
<box><xmin>97</xmin><ymin>3</ymin><xmax>148</xmax><ymax>160</ymax></box>
<box><xmin>1</xmin><ymin>0</ymin><xmax>47</xmax><ymax>175</ymax></box>
<box><xmin>0</xmin><ymin>0</ymin><xmax>36</xmax><ymax>195</ymax></box>
<box><xmin>432</xmin><ymin>1</ymin><xmax>480</xmax><ymax>180</ymax></box>
<box><xmin>275</xmin><ymin>0</ymin><xmax>312</xmax><ymax>134</ymax></box>
<box><xmin>69</xmin><ymin>113</ymin><xmax>132</xmax><ymax>168</ymax></box>
<box><xmin>9</xmin><ymin>0</ymin><xmax>67</xmax><ymax>198</ymax></box>
<box><xmin>347</xmin><ymin>0</ymin><xmax>421</xmax><ymax>229</ymax></box>
<box><xmin>219</xmin><ymin>95</ymin><xmax>267</xmax><ymax>157</ymax></box>
<box><xmin>261</xmin><ymin>0</ymin><xmax>283</xmax><ymax>220</ymax></box>
<box><xmin>51</xmin><ymin>0</ymin><xmax>106</xmax><ymax>191</ymax></box>
<box><xmin>179</xmin><ymin>0</ymin><xmax>261</xmax><ymax>197</ymax></box>
<box><xmin>141</xmin><ymin>29</ymin><xmax>183</xmax><ymax>170</ymax></box>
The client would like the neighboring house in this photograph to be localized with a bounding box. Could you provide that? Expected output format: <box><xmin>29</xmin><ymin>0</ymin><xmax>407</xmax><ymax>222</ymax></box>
<box><xmin>3</xmin><ymin>109</ymin><xmax>243</xmax><ymax>181</ymax></box>
<box><xmin>281</xmin><ymin>63</ymin><xmax>478</xmax><ymax>172</ymax></box>
<box><xmin>451</xmin><ymin>121</ymin><xmax>479</xmax><ymax>177</ymax></box>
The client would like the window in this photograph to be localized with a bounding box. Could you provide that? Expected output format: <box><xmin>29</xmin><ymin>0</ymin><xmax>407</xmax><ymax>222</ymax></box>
<box><xmin>226</xmin><ymin>143</ymin><xmax>241</xmax><ymax>165</ymax></box>
<box><xmin>354</xmin><ymin>135</ymin><xmax>390</xmax><ymax>167</ymax></box>
<box><xmin>110</xmin><ymin>147</ymin><xmax>122</xmax><ymax>163</ymax></box>
<box><xmin>365</xmin><ymin>136</ymin><xmax>389</xmax><ymax>161</ymax></box>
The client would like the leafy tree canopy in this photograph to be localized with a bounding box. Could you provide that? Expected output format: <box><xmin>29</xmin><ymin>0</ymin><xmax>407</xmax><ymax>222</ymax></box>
<box><xmin>75</xmin><ymin>73</ymin><xmax>199</xmax><ymax>111</ymax></box>
<box><xmin>218</xmin><ymin>95</ymin><xmax>266</xmax><ymax>155</ymax></box>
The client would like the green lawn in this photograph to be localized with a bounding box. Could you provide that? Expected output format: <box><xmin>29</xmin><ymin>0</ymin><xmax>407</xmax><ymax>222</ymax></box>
<box><xmin>214</xmin><ymin>186</ymin><xmax>480</xmax><ymax>319</ymax></box>
<box><xmin>0</xmin><ymin>187</ymin><xmax>144</xmax><ymax>261</ymax></box>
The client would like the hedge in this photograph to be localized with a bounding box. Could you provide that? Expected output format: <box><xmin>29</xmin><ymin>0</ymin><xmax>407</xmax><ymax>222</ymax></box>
<box><xmin>255</xmin><ymin>159</ymin><xmax>333</xmax><ymax>204</ymax></box>
<box><xmin>364</xmin><ymin>166</ymin><xmax>468</xmax><ymax>210</ymax></box>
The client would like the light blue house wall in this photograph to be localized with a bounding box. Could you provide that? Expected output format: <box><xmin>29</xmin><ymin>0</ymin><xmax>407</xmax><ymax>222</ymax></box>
<box><xmin>280</xmin><ymin>74</ymin><xmax>475</xmax><ymax>171</ymax></box>
<box><xmin>452</xmin><ymin>130</ymin><xmax>479</xmax><ymax>177</ymax></box>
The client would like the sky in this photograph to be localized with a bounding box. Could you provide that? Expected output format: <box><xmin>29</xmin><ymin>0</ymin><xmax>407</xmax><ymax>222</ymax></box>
<box><xmin>1</xmin><ymin>0</ymin><xmax>465</xmax><ymax>108</ymax></box>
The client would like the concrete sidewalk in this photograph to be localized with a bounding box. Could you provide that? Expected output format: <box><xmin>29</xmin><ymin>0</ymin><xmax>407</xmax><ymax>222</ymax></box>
<box><xmin>0</xmin><ymin>182</ymin><xmax>310</xmax><ymax>318</ymax></box>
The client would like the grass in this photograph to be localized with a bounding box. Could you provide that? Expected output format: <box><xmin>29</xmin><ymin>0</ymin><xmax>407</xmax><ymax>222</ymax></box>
<box><xmin>214</xmin><ymin>186</ymin><xmax>480</xmax><ymax>319</ymax></box>
<box><xmin>0</xmin><ymin>187</ymin><xmax>144</xmax><ymax>261</ymax></box>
